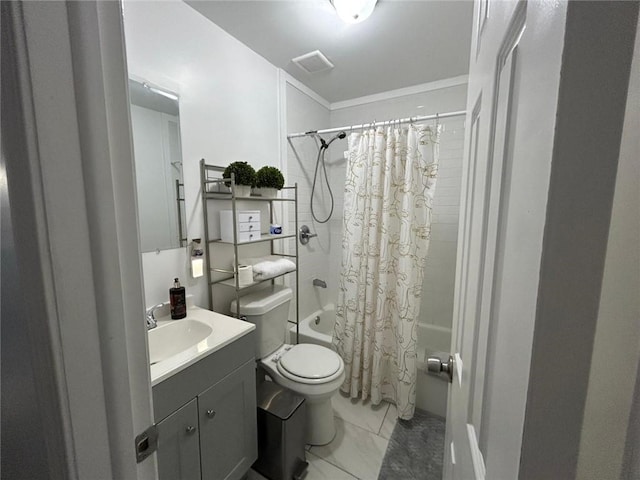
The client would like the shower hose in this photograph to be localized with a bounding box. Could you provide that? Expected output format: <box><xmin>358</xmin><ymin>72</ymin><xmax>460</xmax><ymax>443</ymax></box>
<box><xmin>310</xmin><ymin>144</ymin><xmax>334</xmax><ymax>224</ymax></box>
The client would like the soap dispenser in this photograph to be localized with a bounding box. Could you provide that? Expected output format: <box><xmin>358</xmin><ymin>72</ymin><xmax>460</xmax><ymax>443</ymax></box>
<box><xmin>170</xmin><ymin>278</ymin><xmax>187</xmax><ymax>319</ymax></box>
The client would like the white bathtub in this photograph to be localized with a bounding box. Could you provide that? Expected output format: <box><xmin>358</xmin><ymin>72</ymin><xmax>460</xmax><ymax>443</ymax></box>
<box><xmin>289</xmin><ymin>306</ymin><xmax>452</xmax><ymax>417</ymax></box>
<box><xmin>289</xmin><ymin>304</ymin><xmax>335</xmax><ymax>349</ymax></box>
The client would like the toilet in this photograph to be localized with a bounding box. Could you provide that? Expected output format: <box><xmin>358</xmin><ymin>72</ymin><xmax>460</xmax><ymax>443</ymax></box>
<box><xmin>231</xmin><ymin>285</ymin><xmax>345</xmax><ymax>445</ymax></box>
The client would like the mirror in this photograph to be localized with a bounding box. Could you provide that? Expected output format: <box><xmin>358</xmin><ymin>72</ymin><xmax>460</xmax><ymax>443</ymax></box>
<box><xmin>129</xmin><ymin>79</ymin><xmax>186</xmax><ymax>252</ymax></box>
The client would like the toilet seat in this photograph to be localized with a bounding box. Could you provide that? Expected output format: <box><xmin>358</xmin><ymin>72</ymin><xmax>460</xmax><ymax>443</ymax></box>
<box><xmin>278</xmin><ymin>344</ymin><xmax>341</xmax><ymax>382</ymax></box>
<box><xmin>264</xmin><ymin>344</ymin><xmax>344</xmax><ymax>385</ymax></box>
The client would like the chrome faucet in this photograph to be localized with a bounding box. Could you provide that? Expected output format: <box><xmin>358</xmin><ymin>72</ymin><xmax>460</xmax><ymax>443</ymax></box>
<box><xmin>145</xmin><ymin>303</ymin><xmax>165</xmax><ymax>330</ymax></box>
<box><xmin>313</xmin><ymin>279</ymin><xmax>327</xmax><ymax>288</ymax></box>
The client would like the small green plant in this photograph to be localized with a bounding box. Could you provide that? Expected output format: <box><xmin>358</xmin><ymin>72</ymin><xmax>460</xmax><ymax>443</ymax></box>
<box><xmin>256</xmin><ymin>166</ymin><xmax>285</xmax><ymax>190</ymax></box>
<box><xmin>223</xmin><ymin>161</ymin><xmax>256</xmax><ymax>187</ymax></box>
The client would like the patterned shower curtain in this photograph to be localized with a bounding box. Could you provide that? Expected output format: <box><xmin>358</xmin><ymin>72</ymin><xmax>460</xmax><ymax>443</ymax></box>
<box><xmin>333</xmin><ymin>124</ymin><xmax>440</xmax><ymax>420</ymax></box>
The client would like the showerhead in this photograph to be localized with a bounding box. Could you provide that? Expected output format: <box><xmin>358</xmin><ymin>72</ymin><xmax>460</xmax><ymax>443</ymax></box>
<box><xmin>320</xmin><ymin>131</ymin><xmax>347</xmax><ymax>149</ymax></box>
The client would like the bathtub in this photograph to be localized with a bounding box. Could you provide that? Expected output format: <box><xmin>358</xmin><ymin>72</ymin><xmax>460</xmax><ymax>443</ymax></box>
<box><xmin>289</xmin><ymin>304</ymin><xmax>335</xmax><ymax>349</ymax></box>
<box><xmin>289</xmin><ymin>306</ymin><xmax>452</xmax><ymax>417</ymax></box>
<box><xmin>416</xmin><ymin>322</ymin><xmax>452</xmax><ymax>417</ymax></box>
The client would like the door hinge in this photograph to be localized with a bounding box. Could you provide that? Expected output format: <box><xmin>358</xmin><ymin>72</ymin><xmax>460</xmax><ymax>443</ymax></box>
<box><xmin>135</xmin><ymin>424</ymin><xmax>158</xmax><ymax>463</ymax></box>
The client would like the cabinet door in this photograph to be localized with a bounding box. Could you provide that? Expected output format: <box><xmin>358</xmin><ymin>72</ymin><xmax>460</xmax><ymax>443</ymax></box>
<box><xmin>156</xmin><ymin>398</ymin><xmax>201</xmax><ymax>480</ymax></box>
<box><xmin>199</xmin><ymin>360</ymin><xmax>257</xmax><ymax>480</ymax></box>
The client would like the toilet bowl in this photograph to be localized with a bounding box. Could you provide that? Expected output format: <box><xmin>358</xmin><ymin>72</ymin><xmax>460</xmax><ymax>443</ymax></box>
<box><xmin>231</xmin><ymin>286</ymin><xmax>345</xmax><ymax>445</ymax></box>
<box><xmin>260</xmin><ymin>344</ymin><xmax>345</xmax><ymax>445</ymax></box>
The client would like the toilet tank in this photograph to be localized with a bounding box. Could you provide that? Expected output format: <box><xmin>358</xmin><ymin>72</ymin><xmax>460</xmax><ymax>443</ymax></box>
<box><xmin>230</xmin><ymin>285</ymin><xmax>293</xmax><ymax>359</ymax></box>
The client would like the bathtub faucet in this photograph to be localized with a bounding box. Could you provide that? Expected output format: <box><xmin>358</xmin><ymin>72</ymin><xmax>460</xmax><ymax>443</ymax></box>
<box><xmin>313</xmin><ymin>279</ymin><xmax>327</xmax><ymax>288</ymax></box>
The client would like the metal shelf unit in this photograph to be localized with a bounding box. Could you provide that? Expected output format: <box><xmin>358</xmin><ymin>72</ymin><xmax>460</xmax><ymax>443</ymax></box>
<box><xmin>200</xmin><ymin>159</ymin><xmax>300</xmax><ymax>342</ymax></box>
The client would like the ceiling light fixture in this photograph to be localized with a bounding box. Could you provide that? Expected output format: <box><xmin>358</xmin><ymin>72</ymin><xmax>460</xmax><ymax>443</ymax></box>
<box><xmin>331</xmin><ymin>0</ymin><xmax>378</xmax><ymax>24</ymax></box>
<box><xmin>143</xmin><ymin>82</ymin><xmax>179</xmax><ymax>101</ymax></box>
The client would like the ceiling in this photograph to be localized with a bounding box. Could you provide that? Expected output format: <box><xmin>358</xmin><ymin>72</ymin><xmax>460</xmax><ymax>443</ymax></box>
<box><xmin>186</xmin><ymin>0</ymin><xmax>474</xmax><ymax>103</ymax></box>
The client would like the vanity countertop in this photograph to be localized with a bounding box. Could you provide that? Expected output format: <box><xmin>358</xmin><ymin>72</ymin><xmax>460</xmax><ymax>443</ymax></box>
<box><xmin>149</xmin><ymin>306</ymin><xmax>255</xmax><ymax>386</ymax></box>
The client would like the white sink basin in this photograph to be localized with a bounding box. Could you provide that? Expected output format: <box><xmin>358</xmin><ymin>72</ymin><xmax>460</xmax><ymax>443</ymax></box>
<box><xmin>148</xmin><ymin>306</ymin><xmax>255</xmax><ymax>386</ymax></box>
<box><xmin>148</xmin><ymin>319</ymin><xmax>213</xmax><ymax>365</ymax></box>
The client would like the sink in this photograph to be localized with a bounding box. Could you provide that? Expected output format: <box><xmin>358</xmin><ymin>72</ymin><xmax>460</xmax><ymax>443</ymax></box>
<box><xmin>148</xmin><ymin>319</ymin><xmax>213</xmax><ymax>365</ymax></box>
<box><xmin>147</xmin><ymin>306</ymin><xmax>255</xmax><ymax>386</ymax></box>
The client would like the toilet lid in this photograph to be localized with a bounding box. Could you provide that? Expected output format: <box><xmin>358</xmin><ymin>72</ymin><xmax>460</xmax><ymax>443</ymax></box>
<box><xmin>278</xmin><ymin>344</ymin><xmax>341</xmax><ymax>380</ymax></box>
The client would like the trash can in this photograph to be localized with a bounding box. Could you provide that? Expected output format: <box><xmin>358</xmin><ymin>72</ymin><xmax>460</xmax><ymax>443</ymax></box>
<box><xmin>253</xmin><ymin>380</ymin><xmax>308</xmax><ymax>480</ymax></box>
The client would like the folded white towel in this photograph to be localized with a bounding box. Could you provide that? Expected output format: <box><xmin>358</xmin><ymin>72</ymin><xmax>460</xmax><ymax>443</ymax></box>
<box><xmin>239</xmin><ymin>255</ymin><xmax>282</xmax><ymax>267</ymax></box>
<box><xmin>248</xmin><ymin>257</ymin><xmax>296</xmax><ymax>280</ymax></box>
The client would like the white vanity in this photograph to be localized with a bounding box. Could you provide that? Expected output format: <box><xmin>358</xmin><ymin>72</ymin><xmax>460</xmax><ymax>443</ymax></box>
<box><xmin>149</xmin><ymin>306</ymin><xmax>256</xmax><ymax>480</ymax></box>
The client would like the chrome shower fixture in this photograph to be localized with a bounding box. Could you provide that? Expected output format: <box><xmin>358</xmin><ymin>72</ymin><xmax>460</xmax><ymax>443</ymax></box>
<box><xmin>318</xmin><ymin>131</ymin><xmax>346</xmax><ymax>150</ymax></box>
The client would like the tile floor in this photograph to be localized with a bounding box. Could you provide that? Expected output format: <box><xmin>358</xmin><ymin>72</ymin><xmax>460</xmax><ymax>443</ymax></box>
<box><xmin>249</xmin><ymin>391</ymin><xmax>397</xmax><ymax>480</ymax></box>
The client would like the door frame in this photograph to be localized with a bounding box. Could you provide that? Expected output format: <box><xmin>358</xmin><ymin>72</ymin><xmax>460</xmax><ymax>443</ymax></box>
<box><xmin>519</xmin><ymin>3</ymin><xmax>638</xmax><ymax>477</ymax></box>
<box><xmin>4</xmin><ymin>2</ymin><xmax>156</xmax><ymax>478</ymax></box>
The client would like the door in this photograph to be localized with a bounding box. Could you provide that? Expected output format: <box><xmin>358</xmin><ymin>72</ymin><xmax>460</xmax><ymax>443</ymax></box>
<box><xmin>440</xmin><ymin>1</ymin><xmax>638</xmax><ymax>479</ymax></box>
<box><xmin>444</xmin><ymin>3</ymin><xmax>529</xmax><ymax>477</ymax></box>
<box><xmin>156</xmin><ymin>399</ymin><xmax>201</xmax><ymax>480</ymax></box>
<box><xmin>446</xmin><ymin>1</ymin><xmax>528</xmax><ymax>472</ymax></box>
<box><xmin>198</xmin><ymin>360</ymin><xmax>258</xmax><ymax>480</ymax></box>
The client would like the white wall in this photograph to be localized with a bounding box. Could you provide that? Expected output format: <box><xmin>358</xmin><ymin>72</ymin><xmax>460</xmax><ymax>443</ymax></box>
<box><xmin>123</xmin><ymin>0</ymin><xmax>282</xmax><ymax>307</ymax></box>
<box><xmin>285</xmin><ymin>82</ymin><xmax>331</xmax><ymax>322</ymax></box>
<box><xmin>577</xmin><ymin>13</ymin><xmax>640</xmax><ymax>479</ymax></box>
<box><xmin>328</xmin><ymin>83</ymin><xmax>467</xmax><ymax>416</ymax></box>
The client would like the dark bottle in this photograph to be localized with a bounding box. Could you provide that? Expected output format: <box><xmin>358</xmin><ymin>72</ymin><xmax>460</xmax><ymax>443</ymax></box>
<box><xmin>170</xmin><ymin>277</ymin><xmax>187</xmax><ymax>319</ymax></box>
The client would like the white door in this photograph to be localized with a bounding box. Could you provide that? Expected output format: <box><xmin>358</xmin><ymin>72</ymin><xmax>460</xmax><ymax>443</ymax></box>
<box><xmin>441</xmin><ymin>6</ymin><xmax>531</xmax><ymax>475</ymax></box>
<box><xmin>442</xmin><ymin>1</ymin><xmax>569</xmax><ymax>478</ymax></box>
<box><xmin>439</xmin><ymin>1</ymin><xmax>639</xmax><ymax>478</ymax></box>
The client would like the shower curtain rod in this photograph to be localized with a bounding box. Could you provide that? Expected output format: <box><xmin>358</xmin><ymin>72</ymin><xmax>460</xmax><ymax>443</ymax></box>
<box><xmin>287</xmin><ymin>110</ymin><xmax>466</xmax><ymax>139</ymax></box>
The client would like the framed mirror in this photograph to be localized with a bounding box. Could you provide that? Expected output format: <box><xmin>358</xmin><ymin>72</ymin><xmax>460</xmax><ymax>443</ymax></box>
<box><xmin>129</xmin><ymin>79</ymin><xmax>186</xmax><ymax>252</ymax></box>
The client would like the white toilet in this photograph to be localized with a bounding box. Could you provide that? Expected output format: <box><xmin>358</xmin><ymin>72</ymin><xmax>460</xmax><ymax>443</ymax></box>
<box><xmin>231</xmin><ymin>285</ymin><xmax>345</xmax><ymax>445</ymax></box>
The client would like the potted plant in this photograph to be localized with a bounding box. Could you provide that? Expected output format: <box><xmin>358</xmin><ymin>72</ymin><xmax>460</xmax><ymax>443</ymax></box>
<box><xmin>255</xmin><ymin>166</ymin><xmax>285</xmax><ymax>198</ymax></box>
<box><xmin>223</xmin><ymin>161</ymin><xmax>256</xmax><ymax>197</ymax></box>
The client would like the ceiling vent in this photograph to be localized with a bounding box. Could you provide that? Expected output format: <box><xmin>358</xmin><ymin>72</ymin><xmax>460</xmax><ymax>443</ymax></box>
<box><xmin>292</xmin><ymin>50</ymin><xmax>334</xmax><ymax>74</ymax></box>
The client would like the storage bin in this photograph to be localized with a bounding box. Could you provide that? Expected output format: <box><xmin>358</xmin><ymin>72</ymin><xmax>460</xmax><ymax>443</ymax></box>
<box><xmin>252</xmin><ymin>380</ymin><xmax>308</xmax><ymax>480</ymax></box>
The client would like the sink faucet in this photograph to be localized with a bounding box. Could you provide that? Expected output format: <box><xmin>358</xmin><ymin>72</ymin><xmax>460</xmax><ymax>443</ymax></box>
<box><xmin>313</xmin><ymin>279</ymin><xmax>327</xmax><ymax>288</ymax></box>
<box><xmin>145</xmin><ymin>303</ymin><xmax>165</xmax><ymax>330</ymax></box>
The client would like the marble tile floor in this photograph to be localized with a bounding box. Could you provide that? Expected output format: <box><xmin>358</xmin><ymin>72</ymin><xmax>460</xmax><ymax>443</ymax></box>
<box><xmin>249</xmin><ymin>391</ymin><xmax>398</xmax><ymax>480</ymax></box>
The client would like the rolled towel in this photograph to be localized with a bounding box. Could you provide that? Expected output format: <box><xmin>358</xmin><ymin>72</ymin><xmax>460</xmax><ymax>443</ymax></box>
<box><xmin>252</xmin><ymin>258</ymin><xmax>296</xmax><ymax>280</ymax></box>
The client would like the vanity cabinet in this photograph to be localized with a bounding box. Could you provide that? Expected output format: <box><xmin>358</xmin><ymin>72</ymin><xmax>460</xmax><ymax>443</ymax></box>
<box><xmin>153</xmin><ymin>331</ymin><xmax>257</xmax><ymax>480</ymax></box>
<box><xmin>156</xmin><ymin>399</ymin><xmax>201</xmax><ymax>480</ymax></box>
<box><xmin>198</xmin><ymin>361</ymin><xmax>257</xmax><ymax>480</ymax></box>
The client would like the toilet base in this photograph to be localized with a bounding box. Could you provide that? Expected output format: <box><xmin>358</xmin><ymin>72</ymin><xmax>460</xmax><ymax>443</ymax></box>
<box><xmin>305</xmin><ymin>395</ymin><xmax>336</xmax><ymax>446</ymax></box>
<box><xmin>258</xmin><ymin>346</ymin><xmax>345</xmax><ymax>447</ymax></box>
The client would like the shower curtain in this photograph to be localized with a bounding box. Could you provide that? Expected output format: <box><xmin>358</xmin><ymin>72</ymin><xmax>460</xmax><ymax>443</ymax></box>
<box><xmin>333</xmin><ymin>124</ymin><xmax>440</xmax><ymax>420</ymax></box>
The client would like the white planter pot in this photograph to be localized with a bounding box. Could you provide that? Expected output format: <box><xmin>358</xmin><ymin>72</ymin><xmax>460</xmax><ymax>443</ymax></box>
<box><xmin>261</xmin><ymin>188</ymin><xmax>278</xmax><ymax>198</ymax></box>
<box><xmin>233</xmin><ymin>185</ymin><xmax>252</xmax><ymax>197</ymax></box>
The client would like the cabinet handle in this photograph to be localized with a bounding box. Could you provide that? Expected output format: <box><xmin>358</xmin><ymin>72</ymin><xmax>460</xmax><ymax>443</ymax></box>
<box><xmin>185</xmin><ymin>425</ymin><xmax>196</xmax><ymax>434</ymax></box>
<box><xmin>206</xmin><ymin>409</ymin><xmax>216</xmax><ymax>419</ymax></box>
